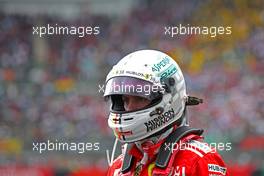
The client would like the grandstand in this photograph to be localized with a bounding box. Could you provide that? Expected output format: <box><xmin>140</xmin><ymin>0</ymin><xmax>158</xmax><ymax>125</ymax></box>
<box><xmin>0</xmin><ymin>0</ymin><xmax>263</xmax><ymax>175</ymax></box>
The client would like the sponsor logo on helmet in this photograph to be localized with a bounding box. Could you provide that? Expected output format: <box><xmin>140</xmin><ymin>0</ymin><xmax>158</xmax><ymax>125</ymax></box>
<box><xmin>159</xmin><ymin>64</ymin><xmax>178</xmax><ymax>81</ymax></box>
<box><xmin>144</xmin><ymin>108</ymin><xmax>175</xmax><ymax>132</ymax></box>
<box><xmin>152</xmin><ymin>57</ymin><xmax>170</xmax><ymax>72</ymax></box>
<box><xmin>110</xmin><ymin>69</ymin><xmax>154</xmax><ymax>81</ymax></box>
<box><xmin>125</xmin><ymin>70</ymin><xmax>144</xmax><ymax>77</ymax></box>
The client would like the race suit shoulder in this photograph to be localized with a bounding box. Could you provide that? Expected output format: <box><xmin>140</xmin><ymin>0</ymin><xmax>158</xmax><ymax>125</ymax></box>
<box><xmin>107</xmin><ymin>127</ymin><xmax>228</xmax><ymax>176</ymax></box>
<box><xmin>107</xmin><ymin>138</ymin><xmax>228</xmax><ymax>176</ymax></box>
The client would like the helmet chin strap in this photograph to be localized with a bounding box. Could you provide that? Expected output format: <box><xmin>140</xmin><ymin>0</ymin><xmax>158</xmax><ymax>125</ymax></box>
<box><xmin>135</xmin><ymin>127</ymin><xmax>174</xmax><ymax>165</ymax></box>
<box><xmin>135</xmin><ymin>126</ymin><xmax>174</xmax><ymax>149</ymax></box>
<box><xmin>135</xmin><ymin>126</ymin><xmax>174</xmax><ymax>165</ymax></box>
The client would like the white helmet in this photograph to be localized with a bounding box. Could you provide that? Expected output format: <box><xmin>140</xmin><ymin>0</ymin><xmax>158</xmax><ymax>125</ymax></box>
<box><xmin>104</xmin><ymin>50</ymin><xmax>190</xmax><ymax>143</ymax></box>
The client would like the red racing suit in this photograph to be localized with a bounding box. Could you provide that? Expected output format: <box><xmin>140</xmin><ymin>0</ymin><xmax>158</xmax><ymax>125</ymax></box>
<box><xmin>107</xmin><ymin>127</ymin><xmax>228</xmax><ymax>176</ymax></box>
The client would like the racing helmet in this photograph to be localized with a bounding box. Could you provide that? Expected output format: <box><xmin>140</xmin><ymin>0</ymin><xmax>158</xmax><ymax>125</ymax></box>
<box><xmin>104</xmin><ymin>50</ymin><xmax>195</xmax><ymax>143</ymax></box>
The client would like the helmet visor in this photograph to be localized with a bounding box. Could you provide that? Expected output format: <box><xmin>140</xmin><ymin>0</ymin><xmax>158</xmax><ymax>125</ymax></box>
<box><xmin>104</xmin><ymin>76</ymin><xmax>162</xmax><ymax>100</ymax></box>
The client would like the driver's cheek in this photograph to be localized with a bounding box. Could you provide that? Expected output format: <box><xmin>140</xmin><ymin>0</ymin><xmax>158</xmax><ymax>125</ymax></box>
<box><xmin>125</xmin><ymin>99</ymin><xmax>144</xmax><ymax>111</ymax></box>
<box><xmin>124</xmin><ymin>100</ymin><xmax>135</xmax><ymax>111</ymax></box>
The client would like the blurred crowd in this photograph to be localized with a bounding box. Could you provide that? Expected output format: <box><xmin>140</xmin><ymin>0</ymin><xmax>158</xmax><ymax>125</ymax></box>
<box><xmin>0</xmin><ymin>0</ymin><xmax>263</xmax><ymax>175</ymax></box>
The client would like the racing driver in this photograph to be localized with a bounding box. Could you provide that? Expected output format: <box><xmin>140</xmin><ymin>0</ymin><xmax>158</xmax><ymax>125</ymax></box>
<box><xmin>104</xmin><ymin>50</ymin><xmax>228</xmax><ymax>176</ymax></box>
